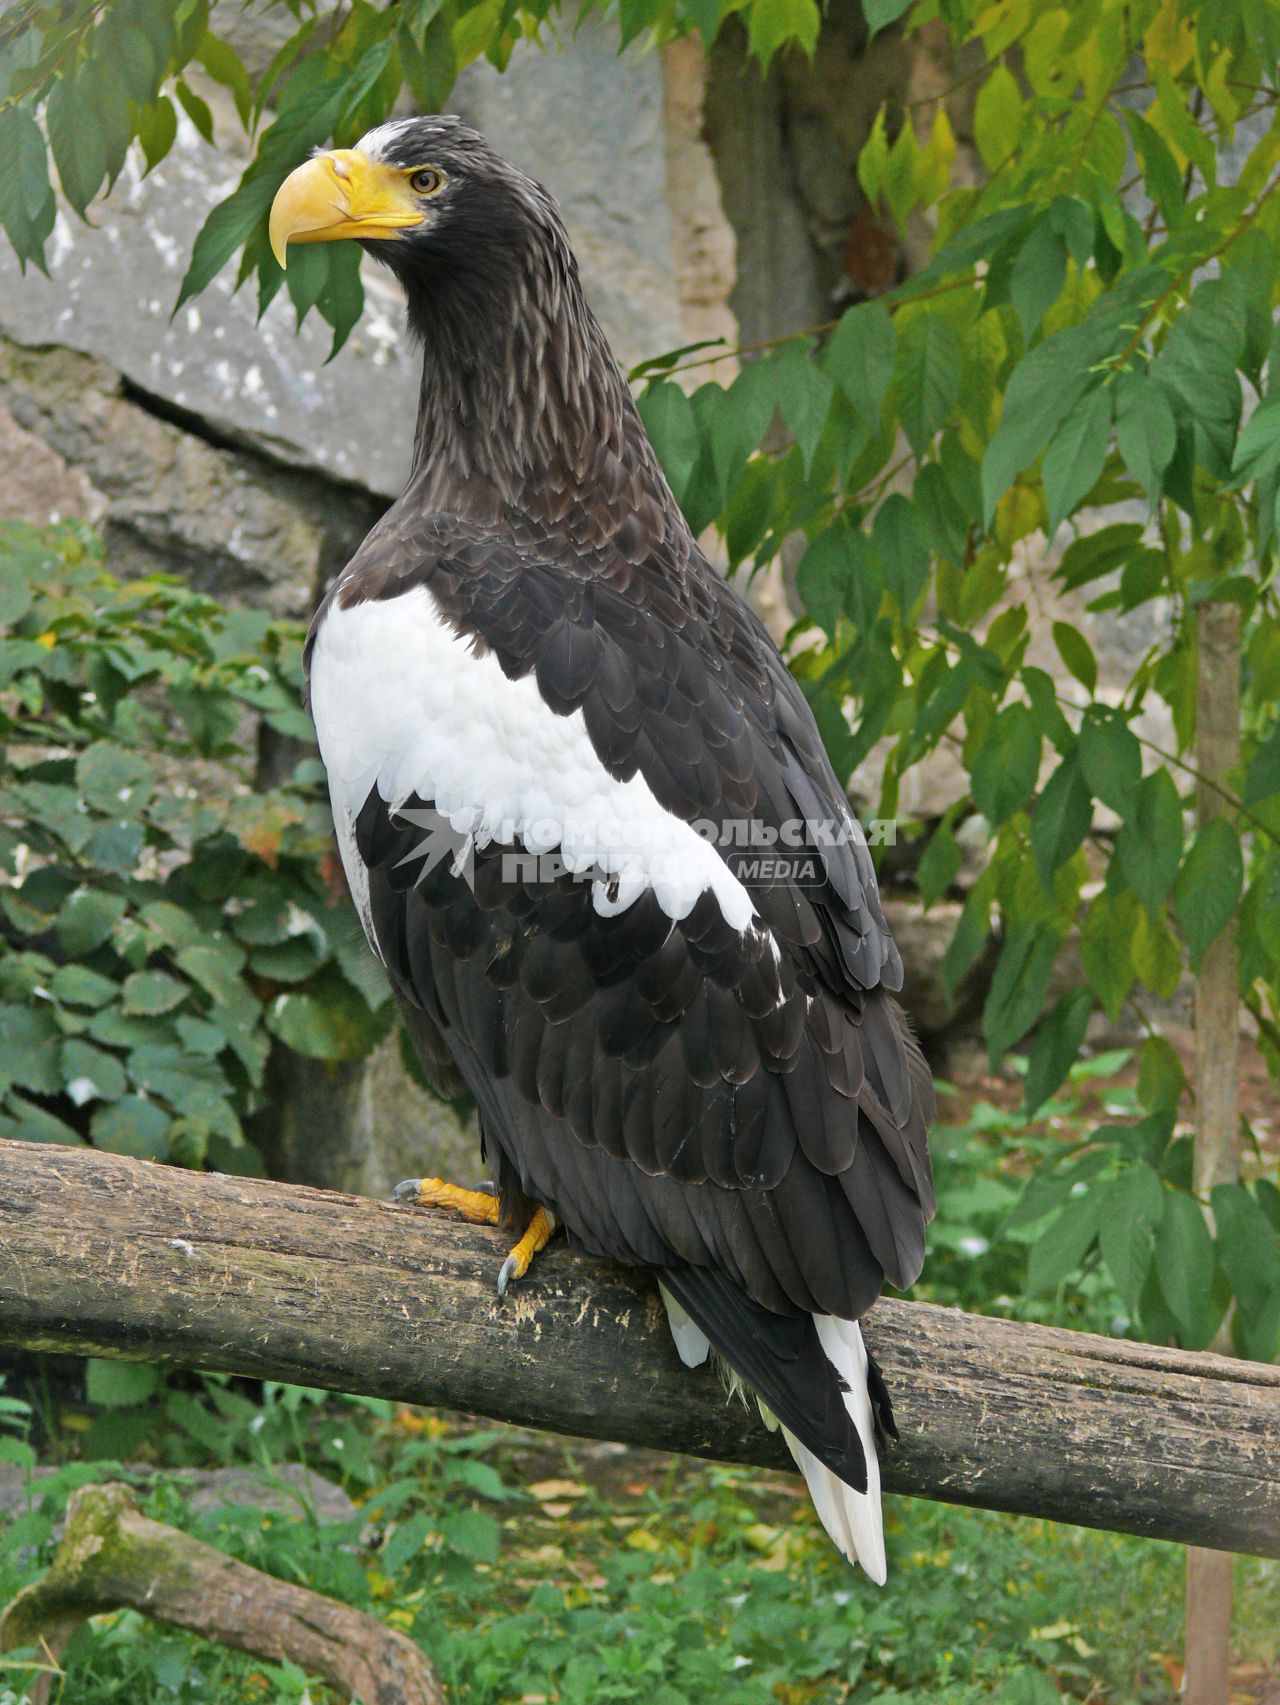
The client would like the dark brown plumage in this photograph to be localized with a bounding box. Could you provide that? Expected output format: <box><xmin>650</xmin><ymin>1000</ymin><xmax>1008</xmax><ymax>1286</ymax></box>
<box><xmin>276</xmin><ymin>114</ymin><xmax>935</xmax><ymax>1576</ymax></box>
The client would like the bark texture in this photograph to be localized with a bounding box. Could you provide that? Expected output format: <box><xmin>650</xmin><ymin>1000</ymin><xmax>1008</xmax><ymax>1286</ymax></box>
<box><xmin>0</xmin><ymin>1141</ymin><xmax>1276</xmax><ymax>1557</ymax></box>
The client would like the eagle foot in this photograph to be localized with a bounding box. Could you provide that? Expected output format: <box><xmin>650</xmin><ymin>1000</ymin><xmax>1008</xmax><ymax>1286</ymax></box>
<box><xmin>388</xmin><ymin>1176</ymin><xmax>501</xmax><ymax>1224</ymax></box>
<box><xmin>496</xmin><ymin>1207</ymin><xmax>554</xmax><ymax>1299</ymax></box>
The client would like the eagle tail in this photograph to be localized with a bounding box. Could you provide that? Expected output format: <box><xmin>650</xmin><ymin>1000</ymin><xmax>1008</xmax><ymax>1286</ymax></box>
<box><xmin>779</xmin><ymin>1318</ymin><xmax>885</xmax><ymax>1584</ymax></box>
<box><xmin>657</xmin><ymin>1273</ymin><xmax>887</xmax><ymax>1582</ymax></box>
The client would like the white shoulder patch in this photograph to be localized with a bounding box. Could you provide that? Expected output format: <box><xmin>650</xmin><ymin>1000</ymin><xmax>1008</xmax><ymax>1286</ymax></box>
<box><xmin>308</xmin><ymin>584</ymin><xmax>764</xmax><ymax>935</ymax></box>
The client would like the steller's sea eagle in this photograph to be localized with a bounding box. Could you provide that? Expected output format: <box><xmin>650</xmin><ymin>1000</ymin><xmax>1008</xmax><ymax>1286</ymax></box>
<box><xmin>268</xmin><ymin>115</ymin><xmax>934</xmax><ymax>1581</ymax></box>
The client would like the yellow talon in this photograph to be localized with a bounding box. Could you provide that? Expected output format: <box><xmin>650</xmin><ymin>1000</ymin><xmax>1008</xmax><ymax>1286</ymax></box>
<box><xmin>390</xmin><ymin>1176</ymin><xmax>501</xmax><ymax>1225</ymax></box>
<box><xmin>497</xmin><ymin>1207</ymin><xmax>554</xmax><ymax>1297</ymax></box>
<box><xmin>390</xmin><ymin>1178</ymin><xmax>552</xmax><ymax>1295</ymax></box>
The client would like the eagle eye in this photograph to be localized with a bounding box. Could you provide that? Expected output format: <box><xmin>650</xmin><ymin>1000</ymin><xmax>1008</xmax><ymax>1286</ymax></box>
<box><xmin>409</xmin><ymin>167</ymin><xmax>444</xmax><ymax>197</ymax></box>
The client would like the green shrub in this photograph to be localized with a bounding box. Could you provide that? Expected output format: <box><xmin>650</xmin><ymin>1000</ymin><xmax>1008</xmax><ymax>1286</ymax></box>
<box><xmin>0</xmin><ymin>520</ymin><xmax>391</xmax><ymax>1171</ymax></box>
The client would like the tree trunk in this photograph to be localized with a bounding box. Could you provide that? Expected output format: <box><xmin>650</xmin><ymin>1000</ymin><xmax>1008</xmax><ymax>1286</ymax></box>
<box><xmin>1185</xmin><ymin>599</ymin><xmax>1244</xmax><ymax>1705</ymax></box>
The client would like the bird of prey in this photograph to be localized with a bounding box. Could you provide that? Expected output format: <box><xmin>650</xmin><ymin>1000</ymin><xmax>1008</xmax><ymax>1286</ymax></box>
<box><xmin>268</xmin><ymin>116</ymin><xmax>934</xmax><ymax>1582</ymax></box>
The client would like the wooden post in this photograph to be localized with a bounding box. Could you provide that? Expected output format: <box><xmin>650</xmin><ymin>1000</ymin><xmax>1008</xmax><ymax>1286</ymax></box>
<box><xmin>1185</xmin><ymin>600</ymin><xmax>1243</xmax><ymax>1705</ymax></box>
<box><xmin>0</xmin><ymin>1141</ymin><xmax>1276</xmax><ymax>1556</ymax></box>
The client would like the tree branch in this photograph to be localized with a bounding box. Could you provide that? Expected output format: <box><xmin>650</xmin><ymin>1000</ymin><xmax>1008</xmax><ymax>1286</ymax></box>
<box><xmin>0</xmin><ymin>1141</ymin><xmax>1276</xmax><ymax>1558</ymax></box>
<box><xmin>0</xmin><ymin>1481</ymin><xmax>445</xmax><ymax>1705</ymax></box>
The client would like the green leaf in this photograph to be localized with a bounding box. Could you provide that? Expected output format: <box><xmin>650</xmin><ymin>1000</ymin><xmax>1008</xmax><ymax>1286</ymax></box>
<box><xmin>984</xmin><ymin>925</ymin><xmax>1058</xmax><ymax>1059</ymax></box>
<box><xmin>1009</xmin><ymin>218</ymin><xmax>1066</xmax><ymax>340</ymax></box>
<box><xmin>981</xmin><ymin>268</ymin><xmax>1167</xmax><ymax>524</ymax></box>
<box><xmin>1023</xmin><ymin>988</ymin><xmax>1092</xmax><ymax>1116</ymax></box>
<box><xmin>317</xmin><ymin>241</ymin><xmax>365</xmax><ymax>359</ymax></box>
<box><xmin>1154</xmin><ymin>1190</ymin><xmax>1221</xmax><ymax>1348</ymax></box>
<box><xmin>746</xmin><ymin>0</ymin><xmax>820</xmax><ymax>65</ymax></box>
<box><xmin>121</xmin><ymin>971</ymin><xmax>189</xmax><ymax>1017</ymax></box>
<box><xmin>795</xmin><ymin>527</ymin><xmax>856</xmax><ymax>642</ymax></box>
<box><xmin>1123</xmin><ymin>109</ymin><xmax>1183</xmax><ymax>225</ymax></box>
<box><xmin>0</xmin><ymin>106</ymin><xmax>53</xmax><ymax>228</ymax></box>
<box><xmin>197</xmin><ymin>31</ymin><xmax>252</xmax><ymax>128</ymax></box>
<box><xmin>917</xmin><ymin>817</ymin><xmax>960</xmax><ymax>908</ymax></box>
<box><xmin>175</xmin><ymin>77</ymin><xmax>215</xmax><ymax>144</ymax></box>
<box><xmin>708</xmin><ymin>361</ymin><xmax>776</xmax><ymax>501</ymax></box>
<box><xmin>76</xmin><ymin>744</ymin><xmax>154</xmax><ymax>816</ymax></box>
<box><xmin>825</xmin><ymin>302</ymin><xmax>895</xmax><ymax>430</ymax></box>
<box><xmin>1136</xmin><ymin>1034</ymin><xmax>1186</xmax><ymax>1114</ymax></box>
<box><xmin>773</xmin><ymin>341</ymin><xmax>834</xmax><ymax>473</ymax></box>
<box><xmin>971</xmin><ymin>703</ymin><xmax>1040</xmax><ymax>826</ymax></box>
<box><xmin>1081</xmin><ymin>890</ymin><xmax>1136</xmax><ymax>1019</ymax></box>
<box><xmin>1151</xmin><ymin>63</ymin><xmax>1217</xmax><ymax>188</ymax></box>
<box><xmin>47</xmin><ymin>79</ymin><xmax>106</xmax><ymax>216</ymax></box>
<box><xmin>1114</xmin><ymin>374</ymin><xmax>1178</xmax><ymax>500</ymax></box>
<box><xmin>973</xmin><ymin>65</ymin><xmax>1022</xmax><ymax>172</ymax></box>
<box><xmin>177</xmin><ymin>174</ymin><xmax>278</xmax><ymax>310</ymax></box>
<box><xmin>638</xmin><ymin>382</ymin><xmax>700</xmax><ymax>506</ymax></box>
<box><xmin>105</xmin><ymin>17</ymin><xmax>157</xmax><ymax>104</ymax></box>
<box><xmin>892</xmin><ymin>316</ymin><xmax>961</xmax><ymax>459</ymax></box>
<box><xmin>1173</xmin><ymin>816</ymin><xmax>1242</xmax><ymax>968</ymax></box>
<box><xmin>1099</xmin><ymin>1163</ymin><xmax>1165</xmax><ymax>1318</ymax></box>
<box><xmin>50</xmin><ymin>965</ymin><xmax>119</xmax><ymax>1009</ymax></box>
<box><xmin>1025</xmin><ymin>1190</ymin><xmax>1101</xmax><ymax>1296</ymax></box>
<box><xmin>1077</xmin><ymin>712</ymin><xmax>1141</xmax><ymax>815</ymax></box>
<box><xmin>863</xmin><ymin>0</ymin><xmax>914</xmax><ymax>38</ymax></box>
<box><xmin>137</xmin><ymin>96</ymin><xmax>179</xmax><ymax>176</ymax></box>
<box><xmin>1114</xmin><ymin>769</ymin><xmax>1184</xmax><ymax>916</ymax></box>
<box><xmin>0</xmin><ymin>1004</ymin><xmax>62</xmax><ymax>1094</ymax></box>
<box><xmin>1152</xmin><ymin>276</ymin><xmax>1245</xmax><ymax>480</ymax></box>
<box><xmin>1231</xmin><ymin>392</ymin><xmax>1280</xmax><ymax>487</ymax></box>
<box><xmin>60</xmin><ymin>1039</ymin><xmax>128</xmax><ymax>1104</ymax></box>
<box><xmin>1051</xmin><ymin>621</ymin><xmax>1097</xmax><ymax>697</ymax></box>
<box><xmin>284</xmin><ymin>241</ymin><xmax>330</xmax><ymax>325</ymax></box>
<box><xmin>1041</xmin><ymin>385</ymin><xmax>1111</xmax><ymax>535</ymax></box>
<box><xmin>1244</xmin><ymin>716</ymin><xmax>1280</xmax><ymax>806</ymax></box>
<box><xmin>1211</xmin><ymin>1183</ymin><xmax>1280</xmax><ymax>1362</ymax></box>
<box><xmin>91</xmin><ymin>1095</ymin><xmax>172</xmax><ymax>1160</ymax></box>
<box><xmin>267</xmin><ymin>975</ymin><xmax>391</xmax><ymax>1061</ymax></box>
<box><xmin>1056</xmin><ymin>522</ymin><xmax>1145</xmax><ymax>592</ymax></box>
<box><xmin>871</xmin><ymin>494</ymin><xmax>930</xmax><ymax>613</ymax></box>
<box><xmin>85</xmin><ymin>1358</ymin><xmax>161</xmax><ymax>1409</ymax></box>
<box><xmin>1031</xmin><ymin>754</ymin><xmax>1092</xmax><ymax>885</ymax></box>
<box><xmin>440</xmin><ymin>1506</ymin><xmax>501</xmax><ymax>1562</ymax></box>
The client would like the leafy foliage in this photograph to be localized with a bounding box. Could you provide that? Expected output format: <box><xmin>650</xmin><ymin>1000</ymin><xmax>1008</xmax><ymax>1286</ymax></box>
<box><xmin>1</xmin><ymin>1372</ymin><xmax>1277</xmax><ymax>1703</ymax></box>
<box><xmin>0</xmin><ymin>522</ymin><xmax>391</xmax><ymax>1169</ymax></box>
<box><xmin>924</xmin><ymin>1054</ymin><xmax>1280</xmax><ymax>1362</ymax></box>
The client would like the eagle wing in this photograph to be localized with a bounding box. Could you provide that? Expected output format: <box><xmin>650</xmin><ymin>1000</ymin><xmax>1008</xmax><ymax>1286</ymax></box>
<box><xmin>307</xmin><ymin>508</ymin><xmax>934</xmax><ymax>1507</ymax></box>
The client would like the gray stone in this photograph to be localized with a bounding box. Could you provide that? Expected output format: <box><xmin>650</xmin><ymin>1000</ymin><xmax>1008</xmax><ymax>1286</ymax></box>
<box><xmin>0</xmin><ymin>20</ymin><xmax>686</xmax><ymax>504</ymax></box>
<box><xmin>256</xmin><ymin>1035</ymin><xmax>478</xmax><ymax>1200</ymax></box>
<box><xmin>453</xmin><ymin>18</ymin><xmax>686</xmax><ymax>369</ymax></box>
<box><xmin>0</xmin><ymin>334</ymin><xmax>381</xmax><ymax>616</ymax></box>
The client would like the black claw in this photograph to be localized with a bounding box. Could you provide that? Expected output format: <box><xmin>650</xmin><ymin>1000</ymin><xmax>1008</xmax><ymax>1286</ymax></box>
<box><xmin>496</xmin><ymin>1254</ymin><xmax>518</xmax><ymax>1299</ymax></box>
<box><xmin>388</xmin><ymin>1179</ymin><xmax>423</xmax><ymax>1205</ymax></box>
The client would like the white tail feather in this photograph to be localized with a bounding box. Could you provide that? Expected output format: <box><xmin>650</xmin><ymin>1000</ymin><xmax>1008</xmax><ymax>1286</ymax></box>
<box><xmin>658</xmin><ymin>1284</ymin><xmax>712</xmax><ymax>1368</ymax></box>
<box><xmin>784</xmin><ymin>1317</ymin><xmax>886</xmax><ymax>1583</ymax></box>
<box><xmin>659</xmin><ymin>1292</ymin><xmax>886</xmax><ymax>1583</ymax></box>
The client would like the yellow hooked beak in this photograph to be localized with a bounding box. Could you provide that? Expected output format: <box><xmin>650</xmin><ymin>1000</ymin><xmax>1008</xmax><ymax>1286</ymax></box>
<box><xmin>269</xmin><ymin>149</ymin><xmax>425</xmax><ymax>268</ymax></box>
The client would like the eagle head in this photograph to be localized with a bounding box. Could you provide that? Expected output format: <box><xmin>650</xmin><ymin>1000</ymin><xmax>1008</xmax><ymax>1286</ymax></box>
<box><xmin>269</xmin><ymin>114</ymin><xmax>560</xmax><ymax>317</ymax></box>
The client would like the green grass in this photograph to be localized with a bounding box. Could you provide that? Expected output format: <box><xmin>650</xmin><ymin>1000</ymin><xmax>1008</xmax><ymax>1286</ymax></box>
<box><xmin>0</xmin><ymin>1375</ymin><xmax>1275</xmax><ymax>1705</ymax></box>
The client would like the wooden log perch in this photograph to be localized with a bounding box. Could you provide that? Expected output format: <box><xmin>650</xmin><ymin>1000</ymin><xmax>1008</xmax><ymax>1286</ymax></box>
<box><xmin>0</xmin><ymin>1481</ymin><xmax>444</xmax><ymax>1705</ymax></box>
<box><xmin>0</xmin><ymin>1140</ymin><xmax>1276</xmax><ymax>1559</ymax></box>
